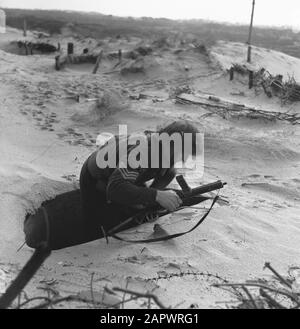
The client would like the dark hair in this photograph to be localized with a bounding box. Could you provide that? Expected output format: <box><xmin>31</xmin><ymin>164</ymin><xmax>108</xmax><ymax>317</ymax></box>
<box><xmin>158</xmin><ymin>120</ymin><xmax>199</xmax><ymax>136</ymax></box>
<box><xmin>157</xmin><ymin>120</ymin><xmax>200</xmax><ymax>166</ymax></box>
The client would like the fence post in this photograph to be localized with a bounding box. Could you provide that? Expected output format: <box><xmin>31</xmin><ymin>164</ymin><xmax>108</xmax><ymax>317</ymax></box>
<box><xmin>23</xmin><ymin>19</ymin><xmax>27</xmax><ymax>37</ymax></box>
<box><xmin>249</xmin><ymin>70</ymin><xmax>254</xmax><ymax>89</ymax></box>
<box><xmin>93</xmin><ymin>51</ymin><xmax>103</xmax><ymax>74</ymax></box>
<box><xmin>230</xmin><ymin>67</ymin><xmax>234</xmax><ymax>81</ymax></box>
<box><xmin>24</xmin><ymin>42</ymin><xmax>29</xmax><ymax>56</ymax></box>
<box><xmin>67</xmin><ymin>43</ymin><xmax>74</xmax><ymax>55</ymax></box>
<box><xmin>55</xmin><ymin>55</ymin><xmax>61</xmax><ymax>71</ymax></box>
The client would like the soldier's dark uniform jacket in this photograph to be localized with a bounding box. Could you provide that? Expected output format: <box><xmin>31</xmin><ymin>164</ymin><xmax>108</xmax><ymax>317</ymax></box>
<box><xmin>80</xmin><ymin>133</ymin><xmax>176</xmax><ymax>231</ymax></box>
<box><xmin>88</xmin><ymin>135</ymin><xmax>175</xmax><ymax>204</ymax></box>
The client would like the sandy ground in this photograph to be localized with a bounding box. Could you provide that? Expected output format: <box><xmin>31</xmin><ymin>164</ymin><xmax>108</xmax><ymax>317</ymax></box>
<box><xmin>0</xmin><ymin>27</ymin><xmax>299</xmax><ymax>309</ymax></box>
<box><xmin>211</xmin><ymin>40</ymin><xmax>300</xmax><ymax>81</ymax></box>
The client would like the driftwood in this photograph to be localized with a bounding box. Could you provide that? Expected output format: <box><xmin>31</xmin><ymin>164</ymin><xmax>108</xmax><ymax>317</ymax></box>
<box><xmin>176</xmin><ymin>93</ymin><xmax>300</xmax><ymax>124</ymax></box>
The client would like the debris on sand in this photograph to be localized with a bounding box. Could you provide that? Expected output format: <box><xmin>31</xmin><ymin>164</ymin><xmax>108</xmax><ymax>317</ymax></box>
<box><xmin>229</xmin><ymin>63</ymin><xmax>249</xmax><ymax>76</ymax></box>
<box><xmin>254</xmin><ymin>70</ymin><xmax>300</xmax><ymax>103</ymax></box>
<box><xmin>129</xmin><ymin>93</ymin><xmax>165</xmax><ymax>103</ymax></box>
<box><xmin>55</xmin><ymin>53</ymin><xmax>100</xmax><ymax>70</ymax></box>
<box><xmin>10</xmin><ymin>40</ymin><xmax>58</xmax><ymax>55</ymax></box>
<box><xmin>229</xmin><ymin>64</ymin><xmax>300</xmax><ymax>103</ymax></box>
<box><xmin>280</xmin><ymin>76</ymin><xmax>300</xmax><ymax>103</ymax></box>
<box><xmin>170</xmin><ymin>85</ymin><xmax>193</xmax><ymax>98</ymax></box>
<box><xmin>135</xmin><ymin>46</ymin><xmax>153</xmax><ymax>57</ymax></box>
<box><xmin>214</xmin><ymin>262</ymin><xmax>300</xmax><ymax>309</ymax></box>
<box><xmin>176</xmin><ymin>93</ymin><xmax>300</xmax><ymax>124</ymax></box>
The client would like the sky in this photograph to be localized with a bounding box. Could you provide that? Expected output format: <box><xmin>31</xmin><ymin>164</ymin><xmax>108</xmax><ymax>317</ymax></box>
<box><xmin>1</xmin><ymin>0</ymin><xmax>300</xmax><ymax>28</ymax></box>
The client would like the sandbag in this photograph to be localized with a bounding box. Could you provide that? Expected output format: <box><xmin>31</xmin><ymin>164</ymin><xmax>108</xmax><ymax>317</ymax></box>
<box><xmin>24</xmin><ymin>190</ymin><xmax>104</xmax><ymax>250</ymax></box>
<box><xmin>24</xmin><ymin>189</ymin><xmax>142</xmax><ymax>250</ymax></box>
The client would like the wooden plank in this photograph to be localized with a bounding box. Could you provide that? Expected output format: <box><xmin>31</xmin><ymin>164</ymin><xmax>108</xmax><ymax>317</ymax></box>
<box><xmin>92</xmin><ymin>51</ymin><xmax>103</xmax><ymax>74</ymax></box>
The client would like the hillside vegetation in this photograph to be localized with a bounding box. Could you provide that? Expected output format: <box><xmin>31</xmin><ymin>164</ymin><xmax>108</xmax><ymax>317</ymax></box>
<box><xmin>3</xmin><ymin>8</ymin><xmax>300</xmax><ymax>58</ymax></box>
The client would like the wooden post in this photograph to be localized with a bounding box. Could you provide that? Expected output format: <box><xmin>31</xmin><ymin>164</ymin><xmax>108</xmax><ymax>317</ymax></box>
<box><xmin>118</xmin><ymin>49</ymin><xmax>122</xmax><ymax>62</ymax></box>
<box><xmin>55</xmin><ymin>55</ymin><xmax>61</xmax><ymax>71</ymax></box>
<box><xmin>247</xmin><ymin>45</ymin><xmax>252</xmax><ymax>64</ymax></box>
<box><xmin>247</xmin><ymin>0</ymin><xmax>256</xmax><ymax>63</ymax></box>
<box><xmin>67</xmin><ymin>43</ymin><xmax>74</xmax><ymax>55</ymax></box>
<box><xmin>27</xmin><ymin>42</ymin><xmax>33</xmax><ymax>55</ymax></box>
<box><xmin>92</xmin><ymin>51</ymin><xmax>103</xmax><ymax>74</ymax></box>
<box><xmin>230</xmin><ymin>67</ymin><xmax>234</xmax><ymax>81</ymax></box>
<box><xmin>24</xmin><ymin>42</ymin><xmax>29</xmax><ymax>56</ymax></box>
<box><xmin>23</xmin><ymin>19</ymin><xmax>27</xmax><ymax>37</ymax></box>
<box><xmin>249</xmin><ymin>70</ymin><xmax>254</xmax><ymax>89</ymax></box>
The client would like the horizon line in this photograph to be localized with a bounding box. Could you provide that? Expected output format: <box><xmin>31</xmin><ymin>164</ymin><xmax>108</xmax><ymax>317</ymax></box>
<box><xmin>1</xmin><ymin>6</ymin><xmax>300</xmax><ymax>31</ymax></box>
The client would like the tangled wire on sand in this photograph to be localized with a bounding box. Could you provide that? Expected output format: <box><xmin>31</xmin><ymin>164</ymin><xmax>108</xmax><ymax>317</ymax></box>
<box><xmin>213</xmin><ymin>262</ymin><xmax>300</xmax><ymax>309</ymax></box>
<box><xmin>230</xmin><ymin>65</ymin><xmax>300</xmax><ymax>104</ymax></box>
<box><xmin>8</xmin><ymin>261</ymin><xmax>299</xmax><ymax>309</ymax></box>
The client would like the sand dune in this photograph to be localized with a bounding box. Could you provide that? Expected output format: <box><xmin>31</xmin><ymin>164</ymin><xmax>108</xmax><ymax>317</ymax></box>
<box><xmin>0</xmin><ymin>27</ymin><xmax>299</xmax><ymax>308</ymax></box>
<box><xmin>211</xmin><ymin>40</ymin><xmax>300</xmax><ymax>82</ymax></box>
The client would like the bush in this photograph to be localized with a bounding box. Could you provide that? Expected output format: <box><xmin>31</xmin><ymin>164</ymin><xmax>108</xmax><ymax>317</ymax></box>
<box><xmin>72</xmin><ymin>90</ymin><xmax>128</xmax><ymax>124</ymax></box>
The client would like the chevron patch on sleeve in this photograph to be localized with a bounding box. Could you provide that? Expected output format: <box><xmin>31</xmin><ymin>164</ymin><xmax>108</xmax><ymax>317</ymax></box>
<box><xmin>118</xmin><ymin>168</ymin><xmax>139</xmax><ymax>182</ymax></box>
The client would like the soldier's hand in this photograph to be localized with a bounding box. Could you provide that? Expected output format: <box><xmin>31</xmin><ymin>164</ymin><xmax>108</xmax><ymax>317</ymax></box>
<box><xmin>155</xmin><ymin>190</ymin><xmax>182</xmax><ymax>212</ymax></box>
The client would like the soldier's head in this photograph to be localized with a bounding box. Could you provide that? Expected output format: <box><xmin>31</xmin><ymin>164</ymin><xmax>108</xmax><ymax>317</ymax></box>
<box><xmin>157</xmin><ymin>120</ymin><xmax>201</xmax><ymax>168</ymax></box>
